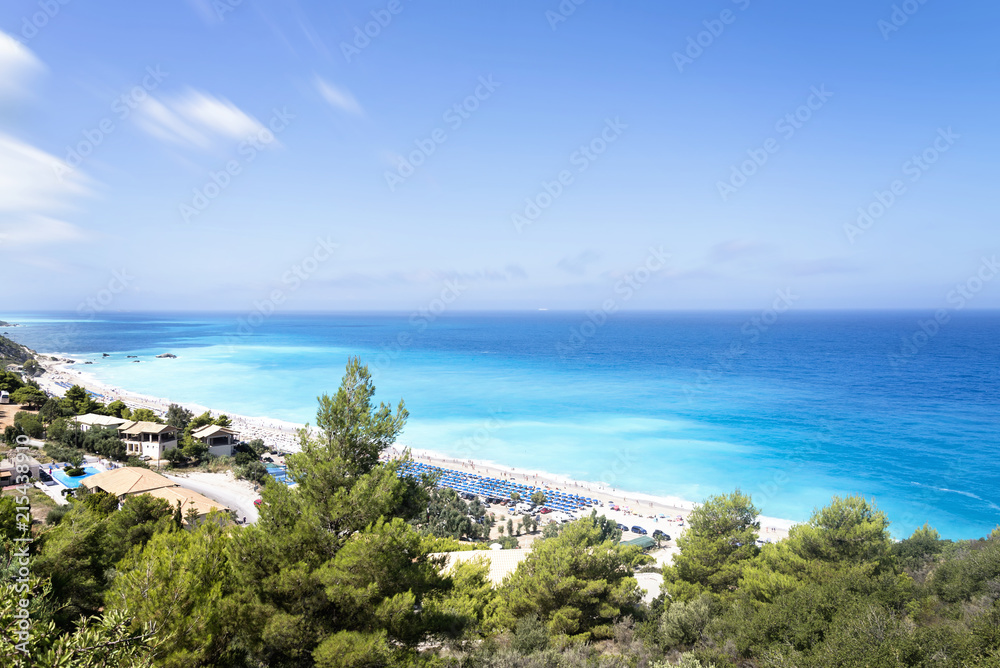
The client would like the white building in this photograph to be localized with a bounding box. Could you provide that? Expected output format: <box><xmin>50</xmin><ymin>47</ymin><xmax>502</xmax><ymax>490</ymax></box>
<box><xmin>190</xmin><ymin>424</ymin><xmax>239</xmax><ymax>457</ymax></box>
<box><xmin>117</xmin><ymin>421</ymin><xmax>179</xmax><ymax>459</ymax></box>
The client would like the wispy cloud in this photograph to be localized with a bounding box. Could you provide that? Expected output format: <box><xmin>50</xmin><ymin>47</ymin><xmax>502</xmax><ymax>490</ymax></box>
<box><xmin>319</xmin><ymin>265</ymin><xmax>527</xmax><ymax>289</ymax></box>
<box><xmin>0</xmin><ymin>31</ymin><xmax>45</xmax><ymax>102</ymax></box>
<box><xmin>557</xmin><ymin>250</ymin><xmax>601</xmax><ymax>276</ymax></box>
<box><xmin>0</xmin><ymin>133</ymin><xmax>91</xmax><ymax>248</ymax></box>
<box><xmin>787</xmin><ymin>257</ymin><xmax>858</xmax><ymax>277</ymax></box>
<box><xmin>314</xmin><ymin>76</ymin><xmax>363</xmax><ymax>116</ymax></box>
<box><xmin>707</xmin><ymin>239</ymin><xmax>769</xmax><ymax>263</ymax></box>
<box><xmin>0</xmin><ymin>133</ymin><xmax>90</xmax><ymax>213</ymax></box>
<box><xmin>0</xmin><ymin>35</ymin><xmax>91</xmax><ymax>250</ymax></box>
<box><xmin>0</xmin><ymin>215</ymin><xmax>87</xmax><ymax>248</ymax></box>
<box><xmin>134</xmin><ymin>88</ymin><xmax>269</xmax><ymax>149</ymax></box>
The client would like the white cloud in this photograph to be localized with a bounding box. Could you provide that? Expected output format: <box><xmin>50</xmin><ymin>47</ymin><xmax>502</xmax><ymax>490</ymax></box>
<box><xmin>0</xmin><ymin>132</ymin><xmax>91</xmax><ymax>248</ymax></box>
<box><xmin>0</xmin><ymin>31</ymin><xmax>45</xmax><ymax>102</ymax></box>
<box><xmin>314</xmin><ymin>76</ymin><xmax>363</xmax><ymax>116</ymax></box>
<box><xmin>0</xmin><ymin>215</ymin><xmax>87</xmax><ymax>248</ymax></box>
<box><xmin>0</xmin><ymin>132</ymin><xmax>90</xmax><ymax>213</ymax></box>
<box><xmin>0</xmin><ymin>34</ymin><xmax>89</xmax><ymax>250</ymax></box>
<box><xmin>134</xmin><ymin>88</ymin><xmax>269</xmax><ymax>149</ymax></box>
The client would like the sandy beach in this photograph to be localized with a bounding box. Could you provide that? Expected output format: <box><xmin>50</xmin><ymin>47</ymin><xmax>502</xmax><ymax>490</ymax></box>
<box><xmin>33</xmin><ymin>353</ymin><xmax>795</xmax><ymax>540</ymax></box>
<box><xmin>36</xmin><ymin>354</ymin><xmax>304</xmax><ymax>451</ymax></box>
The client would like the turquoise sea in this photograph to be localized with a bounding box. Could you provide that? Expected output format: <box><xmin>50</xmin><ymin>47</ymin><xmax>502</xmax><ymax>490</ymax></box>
<box><xmin>5</xmin><ymin>311</ymin><xmax>998</xmax><ymax>539</ymax></box>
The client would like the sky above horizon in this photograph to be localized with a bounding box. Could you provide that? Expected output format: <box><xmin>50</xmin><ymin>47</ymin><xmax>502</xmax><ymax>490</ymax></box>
<box><xmin>1</xmin><ymin>1</ymin><xmax>998</xmax><ymax>314</ymax></box>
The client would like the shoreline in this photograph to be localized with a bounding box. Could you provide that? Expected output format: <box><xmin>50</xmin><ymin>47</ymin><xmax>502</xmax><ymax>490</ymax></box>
<box><xmin>32</xmin><ymin>351</ymin><xmax>796</xmax><ymax>538</ymax></box>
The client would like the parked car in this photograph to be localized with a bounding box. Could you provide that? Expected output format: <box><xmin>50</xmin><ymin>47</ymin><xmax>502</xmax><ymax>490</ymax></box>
<box><xmin>539</xmin><ymin>507</ymin><xmax>552</xmax><ymax>514</ymax></box>
<box><xmin>631</xmin><ymin>525</ymin><xmax>647</xmax><ymax>535</ymax></box>
<box><xmin>653</xmin><ymin>529</ymin><xmax>671</xmax><ymax>541</ymax></box>
<box><xmin>616</xmin><ymin>523</ymin><xmax>629</xmax><ymax>532</ymax></box>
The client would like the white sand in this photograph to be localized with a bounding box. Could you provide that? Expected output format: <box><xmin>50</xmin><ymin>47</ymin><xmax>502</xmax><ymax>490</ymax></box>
<box><xmin>37</xmin><ymin>354</ymin><xmax>303</xmax><ymax>451</ymax></box>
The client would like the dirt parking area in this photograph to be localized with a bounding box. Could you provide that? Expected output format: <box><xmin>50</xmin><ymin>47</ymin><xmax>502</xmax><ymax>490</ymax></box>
<box><xmin>0</xmin><ymin>403</ymin><xmax>38</xmax><ymax>430</ymax></box>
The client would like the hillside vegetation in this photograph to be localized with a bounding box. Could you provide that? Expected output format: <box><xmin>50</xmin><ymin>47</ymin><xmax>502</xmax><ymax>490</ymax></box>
<box><xmin>0</xmin><ymin>333</ymin><xmax>32</xmax><ymax>366</ymax></box>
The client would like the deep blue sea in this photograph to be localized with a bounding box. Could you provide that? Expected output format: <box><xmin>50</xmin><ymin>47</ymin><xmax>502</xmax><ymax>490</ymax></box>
<box><xmin>5</xmin><ymin>311</ymin><xmax>998</xmax><ymax>539</ymax></box>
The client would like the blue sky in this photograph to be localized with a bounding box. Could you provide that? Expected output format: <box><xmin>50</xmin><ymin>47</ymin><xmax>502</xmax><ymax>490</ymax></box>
<box><xmin>1</xmin><ymin>0</ymin><xmax>997</xmax><ymax>312</ymax></box>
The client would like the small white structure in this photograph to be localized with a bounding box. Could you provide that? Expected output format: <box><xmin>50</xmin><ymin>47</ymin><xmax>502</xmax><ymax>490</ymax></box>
<box><xmin>73</xmin><ymin>413</ymin><xmax>129</xmax><ymax>431</ymax></box>
<box><xmin>0</xmin><ymin>390</ymin><xmax>9</xmax><ymax>404</ymax></box>
<box><xmin>190</xmin><ymin>424</ymin><xmax>238</xmax><ymax>457</ymax></box>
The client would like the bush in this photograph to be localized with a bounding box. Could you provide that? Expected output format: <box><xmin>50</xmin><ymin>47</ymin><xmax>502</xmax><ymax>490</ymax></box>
<box><xmin>14</xmin><ymin>411</ymin><xmax>43</xmax><ymax>439</ymax></box>
<box><xmin>233</xmin><ymin>451</ymin><xmax>257</xmax><ymax>467</ymax></box>
<box><xmin>247</xmin><ymin>438</ymin><xmax>268</xmax><ymax>457</ymax></box>
<box><xmin>660</xmin><ymin>594</ymin><xmax>714</xmax><ymax>649</ymax></box>
<box><xmin>46</xmin><ymin>504</ymin><xmax>71</xmax><ymax>526</ymax></box>
<box><xmin>542</xmin><ymin>522</ymin><xmax>561</xmax><ymax>539</ymax></box>
<box><xmin>81</xmin><ymin>425</ymin><xmax>128</xmax><ymax>461</ymax></box>
<box><xmin>496</xmin><ymin>535</ymin><xmax>519</xmax><ymax>549</ymax></box>
<box><xmin>164</xmin><ymin>448</ymin><xmax>187</xmax><ymax>465</ymax></box>
<box><xmin>931</xmin><ymin>537</ymin><xmax>1000</xmax><ymax>603</ymax></box>
<box><xmin>235</xmin><ymin>460</ymin><xmax>268</xmax><ymax>484</ymax></box>
<box><xmin>511</xmin><ymin>615</ymin><xmax>549</xmax><ymax>654</ymax></box>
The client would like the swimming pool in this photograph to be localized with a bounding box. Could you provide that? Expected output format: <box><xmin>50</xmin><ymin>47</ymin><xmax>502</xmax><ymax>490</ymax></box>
<box><xmin>50</xmin><ymin>466</ymin><xmax>101</xmax><ymax>488</ymax></box>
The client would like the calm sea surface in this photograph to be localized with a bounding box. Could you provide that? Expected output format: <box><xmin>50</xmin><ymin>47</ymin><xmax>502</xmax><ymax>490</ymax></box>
<box><xmin>6</xmin><ymin>311</ymin><xmax>998</xmax><ymax>539</ymax></box>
